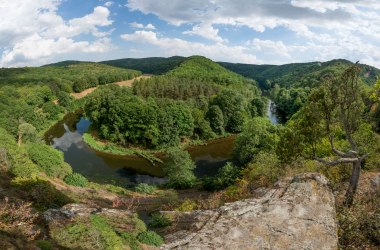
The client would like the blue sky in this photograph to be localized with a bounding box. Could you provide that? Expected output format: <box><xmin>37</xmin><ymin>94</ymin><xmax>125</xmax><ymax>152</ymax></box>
<box><xmin>1</xmin><ymin>0</ymin><xmax>380</xmax><ymax>67</ymax></box>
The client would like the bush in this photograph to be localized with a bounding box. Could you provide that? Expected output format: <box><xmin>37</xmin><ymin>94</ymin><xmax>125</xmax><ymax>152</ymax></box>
<box><xmin>26</xmin><ymin>143</ymin><xmax>72</xmax><ymax>179</ymax></box>
<box><xmin>175</xmin><ymin>199</ymin><xmax>197</xmax><ymax>212</ymax></box>
<box><xmin>203</xmin><ymin>162</ymin><xmax>240</xmax><ymax>191</ymax></box>
<box><xmin>64</xmin><ymin>173</ymin><xmax>89</xmax><ymax>187</ymax></box>
<box><xmin>121</xmin><ymin>232</ymin><xmax>140</xmax><ymax>250</ymax></box>
<box><xmin>36</xmin><ymin>240</ymin><xmax>53</xmax><ymax>250</ymax></box>
<box><xmin>241</xmin><ymin>152</ymin><xmax>282</xmax><ymax>189</ymax></box>
<box><xmin>149</xmin><ymin>213</ymin><xmax>172</xmax><ymax>228</ymax></box>
<box><xmin>134</xmin><ymin>183</ymin><xmax>156</xmax><ymax>194</ymax></box>
<box><xmin>137</xmin><ymin>231</ymin><xmax>164</xmax><ymax>247</ymax></box>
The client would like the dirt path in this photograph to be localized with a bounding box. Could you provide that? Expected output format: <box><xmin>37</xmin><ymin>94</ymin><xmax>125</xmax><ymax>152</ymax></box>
<box><xmin>70</xmin><ymin>75</ymin><xmax>151</xmax><ymax>99</ymax></box>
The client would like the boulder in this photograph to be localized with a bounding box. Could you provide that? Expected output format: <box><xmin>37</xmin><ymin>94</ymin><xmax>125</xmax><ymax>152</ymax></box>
<box><xmin>162</xmin><ymin>173</ymin><xmax>338</xmax><ymax>250</ymax></box>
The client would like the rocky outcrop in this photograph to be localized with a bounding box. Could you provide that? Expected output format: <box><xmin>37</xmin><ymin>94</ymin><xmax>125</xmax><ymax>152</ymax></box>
<box><xmin>43</xmin><ymin>203</ymin><xmax>134</xmax><ymax>222</ymax></box>
<box><xmin>162</xmin><ymin>173</ymin><xmax>338</xmax><ymax>250</ymax></box>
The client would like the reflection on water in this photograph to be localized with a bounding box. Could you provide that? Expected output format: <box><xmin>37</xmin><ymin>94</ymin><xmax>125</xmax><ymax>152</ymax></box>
<box><xmin>45</xmin><ymin>104</ymin><xmax>280</xmax><ymax>187</ymax></box>
<box><xmin>44</xmin><ymin>112</ymin><xmax>235</xmax><ymax>187</ymax></box>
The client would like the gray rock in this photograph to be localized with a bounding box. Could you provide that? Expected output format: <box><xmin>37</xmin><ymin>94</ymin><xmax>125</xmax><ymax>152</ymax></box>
<box><xmin>162</xmin><ymin>173</ymin><xmax>338</xmax><ymax>250</ymax></box>
<box><xmin>43</xmin><ymin>203</ymin><xmax>133</xmax><ymax>222</ymax></box>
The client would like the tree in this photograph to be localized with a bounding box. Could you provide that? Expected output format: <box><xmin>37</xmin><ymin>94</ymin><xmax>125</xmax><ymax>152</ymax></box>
<box><xmin>233</xmin><ymin>117</ymin><xmax>278</xmax><ymax>165</ymax></box>
<box><xmin>207</xmin><ymin>105</ymin><xmax>225</xmax><ymax>135</ymax></box>
<box><xmin>306</xmin><ymin>64</ymin><xmax>367</xmax><ymax>206</ymax></box>
<box><xmin>163</xmin><ymin>147</ymin><xmax>196</xmax><ymax>189</ymax></box>
<box><xmin>18</xmin><ymin>122</ymin><xmax>37</xmax><ymax>146</ymax></box>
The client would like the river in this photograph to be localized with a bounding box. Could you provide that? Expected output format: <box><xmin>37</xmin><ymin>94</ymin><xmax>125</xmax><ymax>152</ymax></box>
<box><xmin>45</xmin><ymin>100</ymin><xmax>279</xmax><ymax>187</ymax></box>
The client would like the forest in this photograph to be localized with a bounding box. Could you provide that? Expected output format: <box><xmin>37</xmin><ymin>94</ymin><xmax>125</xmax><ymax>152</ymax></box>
<box><xmin>85</xmin><ymin>56</ymin><xmax>267</xmax><ymax>149</ymax></box>
<box><xmin>0</xmin><ymin>56</ymin><xmax>380</xmax><ymax>249</ymax></box>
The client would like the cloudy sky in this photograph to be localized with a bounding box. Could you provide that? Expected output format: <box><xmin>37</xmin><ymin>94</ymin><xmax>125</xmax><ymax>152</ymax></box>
<box><xmin>1</xmin><ymin>0</ymin><xmax>380</xmax><ymax>67</ymax></box>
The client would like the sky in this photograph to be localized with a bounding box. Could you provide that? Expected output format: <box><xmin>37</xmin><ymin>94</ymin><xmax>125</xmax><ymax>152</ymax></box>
<box><xmin>1</xmin><ymin>0</ymin><xmax>380</xmax><ymax>68</ymax></box>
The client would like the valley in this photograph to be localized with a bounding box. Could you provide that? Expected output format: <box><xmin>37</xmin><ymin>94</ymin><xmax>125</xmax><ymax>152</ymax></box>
<box><xmin>1</xmin><ymin>55</ymin><xmax>380</xmax><ymax>249</ymax></box>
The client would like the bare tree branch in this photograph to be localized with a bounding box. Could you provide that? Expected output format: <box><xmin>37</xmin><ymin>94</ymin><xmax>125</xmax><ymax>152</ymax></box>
<box><xmin>314</xmin><ymin>157</ymin><xmax>358</xmax><ymax>166</ymax></box>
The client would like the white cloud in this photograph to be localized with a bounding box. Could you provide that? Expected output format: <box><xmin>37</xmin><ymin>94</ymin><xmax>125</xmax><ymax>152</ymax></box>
<box><xmin>121</xmin><ymin>30</ymin><xmax>258</xmax><ymax>63</ymax></box>
<box><xmin>183</xmin><ymin>23</ymin><xmax>225</xmax><ymax>43</ymax></box>
<box><xmin>129</xmin><ymin>22</ymin><xmax>156</xmax><ymax>30</ymax></box>
<box><xmin>104</xmin><ymin>1</ymin><xmax>114</xmax><ymax>7</ymax></box>
<box><xmin>0</xmin><ymin>1</ymin><xmax>113</xmax><ymax>67</ymax></box>
<box><xmin>126</xmin><ymin>0</ymin><xmax>380</xmax><ymax>68</ymax></box>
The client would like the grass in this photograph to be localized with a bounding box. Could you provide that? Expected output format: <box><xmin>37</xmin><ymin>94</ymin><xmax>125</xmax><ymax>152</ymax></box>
<box><xmin>83</xmin><ymin>133</ymin><xmax>163</xmax><ymax>165</ymax></box>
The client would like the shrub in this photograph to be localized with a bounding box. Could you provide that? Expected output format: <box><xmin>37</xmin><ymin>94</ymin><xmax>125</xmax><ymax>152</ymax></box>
<box><xmin>64</xmin><ymin>173</ymin><xmax>89</xmax><ymax>187</ymax></box>
<box><xmin>149</xmin><ymin>213</ymin><xmax>171</xmax><ymax>228</ymax></box>
<box><xmin>50</xmin><ymin>215</ymin><xmax>124</xmax><ymax>250</ymax></box>
<box><xmin>26</xmin><ymin>143</ymin><xmax>72</xmax><ymax>179</ymax></box>
<box><xmin>121</xmin><ymin>232</ymin><xmax>140</xmax><ymax>250</ymax></box>
<box><xmin>241</xmin><ymin>152</ymin><xmax>282</xmax><ymax>189</ymax></box>
<box><xmin>134</xmin><ymin>183</ymin><xmax>156</xmax><ymax>194</ymax></box>
<box><xmin>36</xmin><ymin>240</ymin><xmax>53</xmax><ymax>250</ymax></box>
<box><xmin>137</xmin><ymin>231</ymin><xmax>164</xmax><ymax>247</ymax></box>
<box><xmin>203</xmin><ymin>162</ymin><xmax>240</xmax><ymax>191</ymax></box>
<box><xmin>175</xmin><ymin>199</ymin><xmax>197</xmax><ymax>212</ymax></box>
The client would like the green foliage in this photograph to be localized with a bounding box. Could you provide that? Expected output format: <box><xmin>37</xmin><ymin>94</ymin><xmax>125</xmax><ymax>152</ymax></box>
<box><xmin>134</xmin><ymin>183</ymin><xmax>156</xmax><ymax>194</ymax></box>
<box><xmin>192</xmin><ymin>108</ymin><xmax>215</xmax><ymax>140</ymax></box>
<box><xmin>85</xmin><ymin>86</ymin><xmax>195</xmax><ymax>148</ymax></box>
<box><xmin>18</xmin><ymin>122</ymin><xmax>37</xmax><ymax>145</ymax></box>
<box><xmin>133</xmin><ymin>76</ymin><xmax>220</xmax><ymax>100</ymax></box>
<box><xmin>163</xmin><ymin>148</ymin><xmax>196</xmax><ymax>189</ymax></box>
<box><xmin>203</xmin><ymin>162</ymin><xmax>240</xmax><ymax>191</ymax></box>
<box><xmin>64</xmin><ymin>173</ymin><xmax>89</xmax><ymax>187</ymax></box>
<box><xmin>51</xmin><ymin>215</ymin><xmax>124</xmax><ymax>250</ymax></box>
<box><xmin>0</xmin><ymin>62</ymin><xmax>140</xmax><ymax>93</ymax></box>
<box><xmin>137</xmin><ymin>231</ymin><xmax>164</xmax><ymax>247</ymax></box>
<box><xmin>149</xmin><ymin>213</ymin><xmax>172</xmax><ymax>228</ymax></box>
<box><xmin>11</xmin><ymin>177</ymin><xmax>72</xmax><ymax>211</ymax></box>
<box><xmin>36</xmin><ymin>240</ymin><xmax>54</xmax><ymax>250</ymax></box>
<box><xmin>26</xmin><ymin>143</ymin><xmax>72</xmax><ymax>179</ymax></box>
<box><xmin>175</xmin><ymin>199</ymin><xmax>198</xmax><ymax>212</ymax></box>
<box><xmin>0</xmin><ymin>127</ymin><xmax>40</xmax><ymax>178</ymax></box>
<box><xmin>102</xmin><ymin>56</ymin><xmax>186</xmax><ymax>75</ymax></box>
<box><xmin>207</xmin><ymin>105</ymin><xmax>225</xmax><ymax>135</ymax></box>
<box><xmin>120</xmin><ymin>232</ymin><xmax>141</xmax><ymax>250</ymax></box>
<box><xmin>241</xmin><ymin>152</ymin><xmax>282</xmax><ymax>188</ymax></box>
<box><xmin>166</xmin><ymin>56</ymin><xmax>250</xmax><ymax>85</ymax></box>
<box><xmin>233</xmin><ymin>117</ymin><xmax>279</xmax><ymax>165</ymax></box>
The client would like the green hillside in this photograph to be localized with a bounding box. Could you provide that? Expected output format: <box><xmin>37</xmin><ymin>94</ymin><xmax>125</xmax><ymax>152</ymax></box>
<box><xmin>165</xmin><ymin>56</ymin><xmax>252</xmax><ymax>85</ymax></box>
<box><xmin>0</xmin><ymin>62</ymin><xmax>140</xmax><ymax>92</ymax></box>
<box><xmin>101</xmin><ymin>56</ymin><xmax>186</xmax><ymax>75</ymax></box>
<box><xmin>220</xmin><ymin>59</ymin><xmax>380</xmax><ymax>89</ymax></box>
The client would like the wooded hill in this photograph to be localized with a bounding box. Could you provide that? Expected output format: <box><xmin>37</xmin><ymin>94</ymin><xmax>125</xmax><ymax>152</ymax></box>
<box><xmin>0</xmin><ymin>63</ymin><xmax>140</xmax><ymax>93</ymax></box>
<box><xmin>220</xmin><ymin>59</ymin><xmax>380</xmax><ymax>90</ymax></box>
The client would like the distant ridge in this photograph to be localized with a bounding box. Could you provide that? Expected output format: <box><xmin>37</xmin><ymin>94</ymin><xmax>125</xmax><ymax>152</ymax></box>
<box><xmin>101</xmin><ymin>56</ymin><xmax>186</xmax><ymax>75</ymax></box>
<box><xmin>45</xmin><ymin>56</ymin><xmax>380</xmax><ymax>89</ymax></box>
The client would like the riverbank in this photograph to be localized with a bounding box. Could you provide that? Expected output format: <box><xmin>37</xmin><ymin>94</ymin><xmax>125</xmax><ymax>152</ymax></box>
<box><xmin>82</xmin><ymin>132</ymin><xmax>235</xmax><ymax>165</ymax></box>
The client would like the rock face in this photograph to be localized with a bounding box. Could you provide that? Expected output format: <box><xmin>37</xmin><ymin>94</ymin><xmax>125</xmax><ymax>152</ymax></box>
<box><xmin>162</xmin><ymin>173</ymin><xmax>338</xmax><ymax>250</ymax></box>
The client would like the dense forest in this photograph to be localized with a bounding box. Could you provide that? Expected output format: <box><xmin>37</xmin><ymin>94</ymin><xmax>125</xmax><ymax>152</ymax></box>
<box><xmin>101</xmin><ymin>56</ymin><xmax>186</xmax><ymax>75</ymax></box>
<box><xmin>85</xmin><ymin>56</ymin><xmax>267</xmax><ymax>149</ymax></box>
<box><xmin>0</xmin><ymin>63</ymin><xmax>140</xmax><ymax>93</ymax></box>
